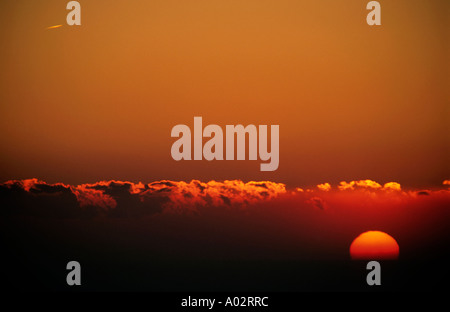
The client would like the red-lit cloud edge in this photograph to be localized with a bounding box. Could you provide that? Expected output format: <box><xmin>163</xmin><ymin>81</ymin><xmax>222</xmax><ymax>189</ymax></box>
<box><xmin>1</xmin><ymin>178</ymin><xmax>449</xmax><ymax>217</ymax></box>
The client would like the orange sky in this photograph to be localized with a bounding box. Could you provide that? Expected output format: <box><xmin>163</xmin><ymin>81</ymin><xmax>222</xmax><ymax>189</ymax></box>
<box><xmin>0</xmin><ymin>0</ymin><xmax>448</xmax><ymax>187</ymax></box>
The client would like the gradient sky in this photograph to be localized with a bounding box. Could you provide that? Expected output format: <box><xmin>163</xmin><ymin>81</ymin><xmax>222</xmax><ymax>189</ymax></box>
<box><xmin>0</xmin><ymin>0</ymin><xmax>448</xmax><ymax>187</ymax></box>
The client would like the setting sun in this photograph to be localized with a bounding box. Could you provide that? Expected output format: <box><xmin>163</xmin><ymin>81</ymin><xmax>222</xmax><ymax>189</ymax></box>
<box><xmin>350</xmin><ymin>231</ymin><xmax>399</xmax><ymax>260</ymax></box>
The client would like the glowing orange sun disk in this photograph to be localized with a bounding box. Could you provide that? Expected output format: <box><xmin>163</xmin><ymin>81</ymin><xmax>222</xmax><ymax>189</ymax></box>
<box><xmin>350</xmin><ymin>231</ymin><xmax>399</xmax><ymax>260</ymax></box>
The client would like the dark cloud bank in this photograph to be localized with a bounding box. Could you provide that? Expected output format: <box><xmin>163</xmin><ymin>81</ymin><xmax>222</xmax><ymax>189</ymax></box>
<box><xmin>1</xmin><ymin>179</ymin><xmax>449</xmax><ymax>291</ymax></box>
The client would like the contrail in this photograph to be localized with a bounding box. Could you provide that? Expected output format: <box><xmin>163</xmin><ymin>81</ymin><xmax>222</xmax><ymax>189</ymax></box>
<box><xmin>46</xmin><ymin>25</ymin><xmax>63</xmax><ymax>30</ymax></box>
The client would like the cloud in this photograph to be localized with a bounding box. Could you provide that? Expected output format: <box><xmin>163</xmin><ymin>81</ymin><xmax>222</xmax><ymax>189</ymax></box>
<box><xmin>306</xmin><ymin>196</ymin><xmax>327</xmax><ymax>210</ymax></box>
<box><xmin>72</xmin><ymin>186</ymin><xmax>117</xmax><ymax>210</ymax></box>
<box><xmin>317</xmin><ymin>183</ymin><xmax>331</xmax><ymax>192</ymax></box>
<box><xmin>1</xmin><ymin>178</ymin><xmax>448</xmax><ymax>221</ymax></box>
<box><xmin>135</xmin><ymin>180</ymin><xmax>287</xmax><ymax>214</ymax></box>
<box><xmin>337</xmin><ymin>179</ymin><xmax>402</xmax><ymax>192</ymax></box>
<box><xmin>0</xmin><ymin>179</ymin><xmax>286</xmax><ymax>217</ymax></box>
<box><xmin>0</xmin><ymin>179</ymin><xmax>80</xmax><ymax>218</ymax></box>
<box><xmin>383</xmin><ymin>182</ymin><xmax>401</xmax><ymax>191</ymax></box>
<box><xmin>338</xmin><ymin>179</ymin><xmax>382</xmax><ymax>190</ymax></box>
<box><xmin>1</xmin><ymin>178</ymin><xmax>449</xmax><ymax>264</ymax></box>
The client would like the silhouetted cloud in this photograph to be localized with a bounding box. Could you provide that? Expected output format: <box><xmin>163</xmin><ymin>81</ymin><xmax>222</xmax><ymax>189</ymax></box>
<box><xmin>1</xmin><ymin>179</ymin><xmax>449</xmax><ymax>221</ymax></box>
<box><xmin>306</xmin><ymin>196</ymin><xmax>327</xmax><ymax>210</ymax></box>
<box><xmin>0</xmin><ymin>179</ymin><xmax>287</xmax><ymax>217</ymax></box>
<box><xmin>1</xmin><ymin>178</ymin><xmax>449</xmax><ymax>266</ymax></box>
<box><xmin>0</xmin><ymin>179</ymin><xmax>80</xmax><ymax>218</ymax></box>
